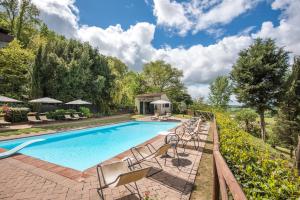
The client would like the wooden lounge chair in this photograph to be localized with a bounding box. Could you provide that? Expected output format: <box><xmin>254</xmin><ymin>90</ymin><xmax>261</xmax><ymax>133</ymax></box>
<box><xmin>96</xmin><ymin>161</ymin><xmax>150</xmax><ymax>200</ymax></box>
<box><xmin>166</xmin><ymin>112</ymin><xmax>172</xmax><ymax>118</ymax></box>
<box><xmin>0</xmin><ymin>116</ymin><xmax>11</xmax><ymax>127</ymax></box>
<box><xmin>73</xmin><ymin>113</ymin><xmax>87</xmax><ymax>119</ymax></box>
<box><xmin>64</xmin><ymin>114</ymin><xmax>78</xmax><ymax>120</ymax></box>
<box><xmin>27</xmin><ymin>115</ymin><xmax>43</xmax><ymax>123</ymax></box>
<box><xmin>130</xmin><ymin>143</ymin><xmax>172</xmax><ymax>170</ymax></box>
<box><xmin>39</xmin><ymin>115</ymin><xmax>55</xmax><ymax>122</ymax></box>
<box><xmin>159</xmin><ymin>115</ymin><xmax>168</xmax><ymax>121</ymax></box>
<box><xmin>151</xmin><ymin>113</ymin><xmax>159</xmax><ymax>120</ymax></box>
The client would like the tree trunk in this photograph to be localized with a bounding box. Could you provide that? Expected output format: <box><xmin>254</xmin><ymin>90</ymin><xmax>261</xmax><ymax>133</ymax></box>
<box><xmin>16</xmin><ymin>1</ymin><xmax>27</xmax><ymax>40</ymax></box>
<box><xmin>296</xmin><ymin>136</ymin><xmax>300</xmax><ymax>176</ymax></box>
<box><xmin>259</xmin><ymin>111</ymin><xmax>266</xmax><ymax>141</ymax></box>
<box><xmin>245</xmin><ymin>119</ymin><xmax>250</xmax><ymax>132</ymax></box>
<box><xmin>290</xmin><ymin>147</ymin><xmax>294</xmax><ymax>158</ymax></box>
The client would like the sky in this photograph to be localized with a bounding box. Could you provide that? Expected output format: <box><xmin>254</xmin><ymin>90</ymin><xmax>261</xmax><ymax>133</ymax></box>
<box><xmin>31</xmin><ymin>0</ymin><xmax>300</xmax><ymax>102</ymax></box>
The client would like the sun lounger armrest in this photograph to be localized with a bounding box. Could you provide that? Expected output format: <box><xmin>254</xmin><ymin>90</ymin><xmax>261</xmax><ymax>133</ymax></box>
<box><xmin>122</xmin><ymin>157</ymin><xmax>135</xmax><ymax>170</ymax></box>
<box><xmin>145</xmin><ymin>143</ymin><xmax>157</xmax><ymax>153</ymax></box>
<box><xmin>130</xmin><ymin>147</ymin><xmax>148</xmax><ymax>162</ymax></box>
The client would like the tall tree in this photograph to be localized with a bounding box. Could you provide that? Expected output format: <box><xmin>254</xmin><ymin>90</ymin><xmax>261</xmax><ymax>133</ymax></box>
<box><xmin>231</xmin><ymin>38</ymin><xmax>289</xmax><ymax>141</ymax></box>
<box><xmin>0</xmin><ymin>0</ymin><xmax>18</xmax><ymax>33</ymax></box>
<box><xmin>143</xmin><ymin>60</ymin><xmax>184</xmax><ymax>92</ymax></box>
<box><xmin>107</xmin><ymin>57</ymin><xmax>130</xmax><ymax>107</ymax></box>
<box><xmin>0</xmin><ymin>0</ymin><xmax>40</xmax><ymax>45</ymax></box>
<box><xmin>142</xmin><ymin>60</ymin><xmax>192</xmax><ymax>111</ymax></box>
<box><xmin>0</xmin><ymin>39</ymin><xmax>34</xmax><ymax>98</ymax></box>
<box><xmin>208</xmin><ymin>76</ymin><xmax>232</xmax><ymax>109</ymax></box>
<box><xmin>30</xmin><ymin>37</ymin><xmax>114</xmax><ymax>113</ymax></box>
<box><xmin>273</xmin><ymin>57</ymin><xmax>300</xmax><ymax>157</ymax></box>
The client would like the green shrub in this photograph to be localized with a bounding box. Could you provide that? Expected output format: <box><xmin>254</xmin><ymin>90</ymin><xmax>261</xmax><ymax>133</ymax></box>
<box><xmin>2</xmin><ymin>107</ymin><xmax>30</xmax><ymax>122</ymax></box>
<box><xmin>216</xmin><ymin>112</ymin><xmax>300</xmax><ymax>199</ymax></box>
<box><xmin>79</xmin><ymin>107</ymin><xmax>92</xmax><ymax>117</ymax></box>
<box><xmin>46</xmin><ymin>109</ymin><xmax>77</xmax><ymax>120</ymax></box>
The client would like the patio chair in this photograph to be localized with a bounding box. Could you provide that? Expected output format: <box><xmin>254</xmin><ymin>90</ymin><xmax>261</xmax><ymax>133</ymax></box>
<box><xmin>159</xmin><ymin>115</ymin><xmax>168</xmax><ymax>121</ymax></box>
<box><xmin>151</xmin><ymin>113</ymin><xmax>159</xmax><ymax>120</ymax></box>
<box><xmin>73</xmin><ymin>113</ymin><xmax>87</xmax><ymax>119</ymax></box>
<box><xmin>171</xmin><ymin>122</ymin><xmax>201</xmax><ymax>152</ymax></box>
<box><xmin>96</xmin><ymin>161</ymin><xmax>151</xmax><ymax>200</ymax></box>
<box><xmin>166</xmin><ymin>112</ymin><xmax>172</xmax><ymax>118</ymax></box>
<box><xmin>27</xmin><ymin>115</ymin><xmax>43</xmax><ymax>123</ymax></box>
<box><xmin>64</xmin><ymin>114</ymin><xmax>79</xmax><ymax>120</ymax></box>
<box><xmin>39</xmin><ymin>114</ymin><xmax>55</xmax><ymax>122</ymax></box>
<box><xmin>0</xmin><ymin>115</ymin><xmax>11</xmax><ymax>127</ymax></box>
<box><xmin>130</xmin><ymin>143</ymin><xmax>172</xmax><ymax>170</ymax></box>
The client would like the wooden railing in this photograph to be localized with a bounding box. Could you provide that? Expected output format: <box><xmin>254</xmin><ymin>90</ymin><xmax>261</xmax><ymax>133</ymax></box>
<box><xmin>195</xmin><ymin>111</ymin><xmax>247</xmax><ymax>200</ymax></box>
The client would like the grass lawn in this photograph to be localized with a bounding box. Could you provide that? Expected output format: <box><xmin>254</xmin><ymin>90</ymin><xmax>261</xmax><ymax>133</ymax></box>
<box><xmin>191</xmin><ymin>125</ymin><xmax>213</xmax><ymax>200</ymax></box>
<box><xmin>130</xmin><ymin>114</ymin><xmax>145</xmax><ymax>119</ymax></box>
<box><xmin>0</xmin><ymin>114</ymin><xmax>133</xmax><ymax>138</ymax></box>
<box><xmin>0</xmin><ymin>128</ymin><xmax>46</xmax><ymax>137</ymax></box>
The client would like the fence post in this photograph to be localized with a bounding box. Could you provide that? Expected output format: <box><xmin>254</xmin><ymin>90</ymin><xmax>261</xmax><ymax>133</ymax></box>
<box><xmin>213</xmin><ymin>157</ymin><xmax>220</xmax><ymax>200</ymax></box>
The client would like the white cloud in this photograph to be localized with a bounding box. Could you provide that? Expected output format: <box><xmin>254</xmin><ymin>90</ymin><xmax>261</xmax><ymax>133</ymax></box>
<box><xmin>238</xmin><ymin>26</ymin><xmax>256</xmax><ymax>36</ymax></box>
<box><xmin>153</xmin><ymin>36</ymin><xmax>253</xmax><ymax>85</ymax></box>
<box><xmin>152</xmin><ymin>0</ymin><xmax>260</xmax><ymax>36</ymax></box>
<box><xmin>78</xmin><ymin>23</ymin><xmax>156</xmax><ymax>71</ymax></box>
<box><xmin>254</xmin><ymin>0</ymin><xmax>300</xmax><ymax>54</ymax></box>
<box><xmin>153</xmin><ymin>0</ymin><xmax>192</xmax><ymax>36</ymax></box>
<box><xmin>193</xmin><ymin>0</ymin><xmax>259</xmax><ymax>33</ymax></box>
<box><xmin>32</xmin><ymin>0</ymin><xmax>79</xmax><ymax>38</ymax></box>
<box><xmin>206</xmin><ymin>28</ymin><xmax>225</xmax><ymax>38</ymax></box>
<box><xmin>187</xmin><ymin>84</ymin><xmax>210</xmax><ymax>99</ymax></box>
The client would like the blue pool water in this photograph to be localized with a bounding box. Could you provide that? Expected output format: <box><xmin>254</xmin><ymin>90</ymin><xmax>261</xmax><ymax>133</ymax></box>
<box><xmin>0</xmin><ymin>121</ymin><xmax>179</xmax><ymax>171</ymax></box>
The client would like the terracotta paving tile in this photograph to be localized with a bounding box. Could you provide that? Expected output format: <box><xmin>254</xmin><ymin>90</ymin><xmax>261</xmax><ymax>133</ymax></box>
<box><xmin>11</xmin><ymin>153</ymin><xmax>27</xmax><ymax>160</ymax></box>
<box><xmin>48</xmin><ymin>165</ymin><xmax>68</xmax><ymax>173</ymax></box>
<box><xmin>58</xmin><ymin>169</ymin><xmax>82</xmax><ymax>179</ymax></box>
<box><xmin>39</xmin><ymin>162</ymin><xmax>58</xmax><ymax>170</ymax></box>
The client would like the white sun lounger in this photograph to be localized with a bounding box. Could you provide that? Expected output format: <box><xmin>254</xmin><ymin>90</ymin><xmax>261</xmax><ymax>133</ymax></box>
<box><xmin>0</xmin><ymin>139</ymin><xmax>45</xmax><ymax>159</ymax></box>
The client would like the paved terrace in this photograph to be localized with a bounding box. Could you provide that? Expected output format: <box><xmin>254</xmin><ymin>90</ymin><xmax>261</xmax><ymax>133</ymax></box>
<box><xmin>0</xmin><ymin>121</ymin><xmax>210</xmax><ymax>200</ymax></box>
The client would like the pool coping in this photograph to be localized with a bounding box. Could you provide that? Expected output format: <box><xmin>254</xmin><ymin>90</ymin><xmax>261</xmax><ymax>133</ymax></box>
<box><xmin>0</xmin><ymin>121</ymin><xmax>181</xmax><ymax>182</ymax></box>
<box><xmin>0</xmin><ymin>119</ymin><xmax>133</xmax><ymax>142</ymax></box>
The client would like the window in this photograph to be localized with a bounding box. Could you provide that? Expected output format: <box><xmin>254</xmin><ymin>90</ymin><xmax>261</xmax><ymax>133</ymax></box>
<box><xmin>164</xmin><ymin>104</ymin><xmax>169</xmax><ymax>108</ymax></box>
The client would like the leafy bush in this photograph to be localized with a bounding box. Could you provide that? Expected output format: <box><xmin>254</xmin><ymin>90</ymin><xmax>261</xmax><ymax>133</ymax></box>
<box><xmin>1</xmin><ymin>107</ymin><xmax>30</xmax><ymax>122</ymax></box>
<box><xmin>216</xmin><ymin>112</ymin><xmax>300</xmax><ymax>199</ymax></box>
<box><xmin>46</xmin><ymin>109</ymin><xmax>77</xmax><ymax>120</ymax></box>
<box><xmin>79</xmin><ymin>107</ymin><xmax>92</xmax><ymax>117</ymax></box>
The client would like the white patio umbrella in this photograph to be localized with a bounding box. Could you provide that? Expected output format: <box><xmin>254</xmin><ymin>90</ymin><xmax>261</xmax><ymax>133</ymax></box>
<box><xmin>150</xmin><ymin>100</ymin><xmax>171</xmax><ymax>115</ymax></box>
<box><xmin>0</xmin><ymin>95</ymin><xmax>22</xmax><ymax>103</ymax></box>
<box><xmin>65</xmin><ymin>99</ymin><xmax>92</xmax><ymax>105</ymax></box>
<box><xmin>29</xmin><ymin>97</ymin><xmax>62</xmax><ymax>104</ymax></box>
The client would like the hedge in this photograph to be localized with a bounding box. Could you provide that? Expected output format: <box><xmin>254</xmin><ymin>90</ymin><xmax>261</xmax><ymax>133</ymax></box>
<box><xmin>216</xmin><ymin>112</ymin><xmax>300</xmax><ymax>199</ymax></box>
<box><xmin>46</xmin><ymin>109</ymin><xmax>77</xmax><ymax>120</ymax></box>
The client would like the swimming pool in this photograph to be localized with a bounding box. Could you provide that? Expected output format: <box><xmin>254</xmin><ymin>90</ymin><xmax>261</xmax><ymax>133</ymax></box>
<box><xmin>0</xmin><ymin>121</ymin><xmax>179</xmax><ymax>171</ymax></box>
